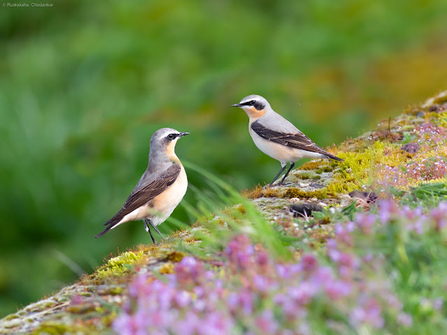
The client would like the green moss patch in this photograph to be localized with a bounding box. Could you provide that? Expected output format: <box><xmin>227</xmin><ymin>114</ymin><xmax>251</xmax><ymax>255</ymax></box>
<box><xmin>96</xmin><ymin>251</ymin><xmax>145</xmax><ymax>280</ymax></box>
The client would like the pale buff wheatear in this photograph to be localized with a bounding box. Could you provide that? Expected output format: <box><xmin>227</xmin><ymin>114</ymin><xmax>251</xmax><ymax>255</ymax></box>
<box><xmin>232</xmin><ymin>95</ymin><xmax>343</xmax><ymax>186</ymax></box>
<box><xmin>95</xmin><ymin>128</ymin><xmax>189</xmax><ymax>243</ymax></box>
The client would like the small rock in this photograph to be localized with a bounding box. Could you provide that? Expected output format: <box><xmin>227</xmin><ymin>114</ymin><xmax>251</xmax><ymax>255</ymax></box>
<box><xmin>429</xmin><ymin>104</ymin><xmax>440</xmax><ymax>112</ymax></box>
<box><xmin>402</xmin><ymin>143</ymin><xmax>419</xmax><ymax>154</ymax></box>
<box><xmin>348</xmin><ymin>191</ymin><xmax>378</xmax><ymax>204</ymax></box>
<box><xmin>428</xmin><ymin>104</ymin><xmax>447</xmax><ymax>113</ymax></box>
<box><xmin>290</xmin><ymin>203</ymin><xmax>323</xmax><ymax>218</ymax></box>
<box><xmin>415</xmin><ymin>111</ymin><xmax>424</xmax><ymax>117</ymax></box>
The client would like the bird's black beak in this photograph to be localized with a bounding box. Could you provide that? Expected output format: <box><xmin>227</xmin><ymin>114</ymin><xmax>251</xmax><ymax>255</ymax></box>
<box><xmin>178</xmin><ymin>132</ymin><xmax>190</xmax><ymax>137</ymax></box>
<box><xmin>231</xmin><ymin>103</ymin><xmax>242</xmax><ymax>107</ymax></box>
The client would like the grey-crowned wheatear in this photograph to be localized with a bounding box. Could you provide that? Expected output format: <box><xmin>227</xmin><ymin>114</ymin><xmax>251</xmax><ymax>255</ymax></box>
<box><xmin>95</xmin><ymin>128</ymin><xmax>189</xmax><ymax>243</ymax></box>
<box><xmin>232</xmin><ymin>94</ymin><xmax>343</xmax><ymax>186</ymax></box>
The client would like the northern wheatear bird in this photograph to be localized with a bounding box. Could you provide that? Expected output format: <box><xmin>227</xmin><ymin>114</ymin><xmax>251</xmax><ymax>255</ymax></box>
<box><xmin>232</xmin><ymin>95</ymin><xmax>343</xmax><ymax>186</ymax></box>
<box><xmin>95</xmin><ymin>128</ymin><xmax>189</xmax><ymax>243</ymax></box>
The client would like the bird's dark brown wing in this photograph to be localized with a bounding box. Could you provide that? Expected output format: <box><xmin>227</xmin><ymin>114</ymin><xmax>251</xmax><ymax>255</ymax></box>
<box><xmin>95</xmin><ymin>164</ymin><xmax>181</xmax><ymax>238</ymax></box>
<box><xmin>251</xmin><ymin>120</ymin><xmax>343</xmax><ymax>161</ymax></box>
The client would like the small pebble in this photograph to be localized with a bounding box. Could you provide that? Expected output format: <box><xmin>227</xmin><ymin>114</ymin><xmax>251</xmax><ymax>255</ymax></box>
<box><xmin>402</xmin><ymin>143</ymin><xmax>419</xmax><ymax>154</ymax></box>
<box><xmin>290</xmin><ymin>203</ymin><xmax>323</xmax><ymax>218</ymax></box>
<box><xmin>348</xmin><ymin>190</ymin><xmax>378</xmax><ymax>204</ymax></box>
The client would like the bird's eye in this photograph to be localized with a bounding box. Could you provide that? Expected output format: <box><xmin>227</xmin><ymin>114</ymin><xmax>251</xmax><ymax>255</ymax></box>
<box><xmin>168</xmin><ymin>133</ymin><xmax>177</xmax><ymax>140</ymax></box>
<box><xmin>253</xmin><ymin>101</ymin><xmax>265</xmax><ymax>110</ymax></box>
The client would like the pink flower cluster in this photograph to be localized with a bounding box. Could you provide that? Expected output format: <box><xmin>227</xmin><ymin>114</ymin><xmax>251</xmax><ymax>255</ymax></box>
<box><xmin>378</xmin><ymin>122</ymin><xmax>447</xmax><ymax>188</ymax></box>
<box><xmin>379</xmin><ymin>156</ymin><xmax>447</xmax><ymax>188</ymax></box>
<box><xmin>414</xmin><ymin>123</ymin><xmax>445</xmax><ymax>147</ymax></box>
<box><xmin>113</xmin><ymin>200</ymin><xmax>447</xmax><ymax>334</ymax></box>
<box><xmin>406</xmin><ymin>157</ymin><xmax>447</xmax><ymax>181</ymax></box>
<box><xmin>114</xmin><ymin>258</ymin><xmax>233</xmax><ymax>335</ymax></box>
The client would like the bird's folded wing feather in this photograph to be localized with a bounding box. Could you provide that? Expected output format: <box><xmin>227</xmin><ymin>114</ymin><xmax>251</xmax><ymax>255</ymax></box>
<box><xmin>103</xmin><ymin>164</ymin><xmax>181</xmax><ymax>227</ymax></box>
<box><xmin>251</xmin><ymin>121</ymin><xmax>342</xmax><ymax>160</ymax></box>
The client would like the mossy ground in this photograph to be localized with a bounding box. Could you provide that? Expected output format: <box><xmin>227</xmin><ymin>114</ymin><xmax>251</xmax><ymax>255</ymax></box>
<box><xmin>1</xmin><ymin>91</ymin><xmax>447</xmax><ymax>334</ymax></box>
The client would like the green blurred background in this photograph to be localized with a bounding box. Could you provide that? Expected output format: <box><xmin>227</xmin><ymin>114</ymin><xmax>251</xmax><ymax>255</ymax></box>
<box><xmin>1</xmin><ymin>0</ymin><xmax>447</xmax><ymax>317</ymax></box>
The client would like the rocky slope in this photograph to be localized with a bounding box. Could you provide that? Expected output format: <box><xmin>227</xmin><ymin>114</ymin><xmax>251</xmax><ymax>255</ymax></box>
<box><xmin>1</xmin><ymin>91</ymin><xmax>447</xmax><ymax>334</ymax></box>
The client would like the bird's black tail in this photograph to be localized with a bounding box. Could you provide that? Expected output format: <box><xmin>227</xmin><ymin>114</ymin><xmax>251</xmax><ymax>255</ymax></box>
<box><xmin>95</xmin><ymin>226</ymin><xmax>114</xmax><ymax>238</ymax></box>
<box><xmin>326</xmin><ymin>153</ymin><xmax>344</xmax><ymax>162</ymax></box>
<box><xmin>95</xmin><ymin>211</ymin><xmax>125</xmax><ymax>238</ymax></box>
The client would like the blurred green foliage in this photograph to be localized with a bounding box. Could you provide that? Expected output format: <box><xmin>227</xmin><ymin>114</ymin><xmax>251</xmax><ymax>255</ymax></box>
<box><xmin>0</xmin><ymin>0</ymin><xmax>447</xmax><ymax>317</ymax></box>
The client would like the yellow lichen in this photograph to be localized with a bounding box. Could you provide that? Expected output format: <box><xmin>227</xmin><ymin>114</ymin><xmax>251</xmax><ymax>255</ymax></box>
<box><xmin>315</xmin><ymin>165</ymin><xmax>334</xmax><ymax>173</ymax></box>
<box><xmin>299</xmin><ymin>160</ymin><xmax>326</xmax><ymax>171</ymax></box>
<box><xmin>244</xmin><ymin>185</ymin><xmax>281</xmax><ymax>199</ymax></box>
<box><xmin>296</xmin><ymin>171</ymin><xmax>321</xmax><ymax>180</ymax></box>
<box><xmin>159</xmin><ymin>263</ymin><xmax>174</xmax><ymax>274</ymax></box>
<box><xmin>243</xmin><ymin>185</ymin><xmax>263</xmax><ymax>199</ymax></box>
<box><xmin>327</xmin><ymin>141</ymin><xmax>410</xmax><ymax>194</ymax></box>
<box><xmin>263</xmin><ymin>188</ymin><xmax>281</xmax><ymax>198</ymax></box>
<box><xmin>166</xmin><ymin>251</ymin><xmax>184</xmax><ymax>262</ymax></box>
<box><xmin>282</xmin><ymin>187</ymin><xmax>327</xmax><ymax>199</ymax></box>
<box><xmin>434</xmin><ymin>111</ymin><xmax>447</xmax><ymax>127</ymax></box>
<box><xmin>97</xmin><ymin>286</ymin><xmax>124</xmax><ymax>295</ymax></box>
<box><xmin>433</xmin><ymin>93</ymin><xmax>447</xmax><ymax>105</ymax></box>
<box><xmin>32</xmin><ymin>322</ymin><xmax>70</xmax><ymax>335</ymax></box>
<box><xmin>236</xmin><ymin>204</ymin><xmax>247</xmax><ymax>214</ymax></box>
<box><xmin>96</xmin><ymin>251</ymin><xmax>145</xmax><ymax>280</ymax></box>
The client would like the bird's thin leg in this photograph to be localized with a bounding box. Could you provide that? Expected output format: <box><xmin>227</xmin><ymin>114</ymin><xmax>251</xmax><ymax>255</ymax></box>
<box><xmin>143</xmin><ymin>219</ymin><xmax>156</xmax><ymax>244</ymax></box>
<box><xmin>269</xmin><ymin>163</ymin><xmax>287</xmax><ymax>186</ymax></box>
<box><xmin>148</xmin><ymin>220</ymin><xmax>165</xmax><ymax>238</ymax></box>
<box><xmin>279</xmin><ymin>162</ymin><xmax>295</xmax><ymax>185</ymax></box>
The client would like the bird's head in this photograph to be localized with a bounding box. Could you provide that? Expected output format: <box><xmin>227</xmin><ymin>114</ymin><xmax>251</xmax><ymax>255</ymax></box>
<box><xmin>150</xmin><ymin>128</ymin><xmax>189</xmax><ymax>163</ymax></box>
<box><xmin>231</xmin><ymin>94</ymin><xmax>271</xmax><ymax>121</ymax></box>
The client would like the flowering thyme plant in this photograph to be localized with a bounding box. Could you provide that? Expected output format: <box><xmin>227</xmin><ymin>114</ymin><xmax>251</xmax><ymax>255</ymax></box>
<box><xmin>113</xmin><ymin>200</ymin><xmax>447</xmax><ymax>334</ymax></box>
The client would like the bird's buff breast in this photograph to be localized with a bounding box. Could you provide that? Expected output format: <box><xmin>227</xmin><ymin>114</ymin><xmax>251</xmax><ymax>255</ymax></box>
<box><xmin>149</xmin><ymin>166</ymin><xmax>188</xmax><ymax>226</ymax></box>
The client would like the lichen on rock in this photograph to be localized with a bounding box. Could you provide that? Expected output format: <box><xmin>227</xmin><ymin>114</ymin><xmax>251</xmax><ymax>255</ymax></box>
<box><xmin>1</xmin><ymin>91</ymin><xmax>447</xmax><ymax>334</ymax></box>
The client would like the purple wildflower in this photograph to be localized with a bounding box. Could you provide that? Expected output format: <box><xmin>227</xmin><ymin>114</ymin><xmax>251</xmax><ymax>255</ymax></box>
<box><xmin>225</xmin><ymin>234</ymin><xmax>255</xmax><ymax>272</ymax></box>
<box><xmin>355</xmin><ymin>213</ymin><xmax>376</xmax><ymax>235</ymax></box>
<box><xmin>299</xmin><ymin>253</ymin><xmax>318</xmax><ymax>273</ymax></box>
<box><xmin>175</xmin><ymin>256</ymin><xmax>205</xmax><ymax>287</ymax></box>
<box><xmin>198</xmin><ymin>311</ymin><xmax>233</xmax><ymax>335</ymax></box>
<box><xmin>171</xmin><ymin>311</ymin><xmax>200</xmax><ymax>335</ymax></box>
<box><xmin>174</xmin><ymin>291</ymin><xmax>191</xmax><ymax>308</ymax></box>
<box><xmin>239</xmin><ymin>290</ymin><xmax>254</xmax><ymax>315</ymax></box>
<box><xmin>253</xmin><ymin>274</ymin><xmax>270</xmax><ymax>293</ymax></box>
<box><xmin>378</xmin><ymin>200</ymin><xmax>401</xmax><ymax>224</ymax></box>
<box><xmin>288</xmin><ymin>281</ymin><xmax>319</xmax><ymax>305</ymax></box>
<box><xmin>350</xmin><ymin>298</ymin><xmax>384</xmax><ymax>329</ymax></box>
<box><xmin>430</xmin><ymin>202</ymin><xmax>447</xmax><ymax>230</ymax></box>
<box><xmin>433</xmin><ymin>297</ymin><xmax>444</xmax><ymax>310</ymax></box>
<box><xmin>324</xmin><ymin>280</ymin><xmax>351</xmax><ymax>300</ymax></box>
<box><xmin>397</xmin><ymin>312</ymin><xmax>413</xmax><ymax>327</ymax></box>
<box><xmin>255</xmin><ymin>310</ymin><xmax>278</xmax><ymax>334</ymax></box>
<box><xmin>334</xmin><ymin>223</ymin><xmax>353</xmax><ymax>246</ymax></box>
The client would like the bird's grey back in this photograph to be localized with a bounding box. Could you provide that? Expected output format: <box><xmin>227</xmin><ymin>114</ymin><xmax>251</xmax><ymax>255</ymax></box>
<box><xmin>258</xmin><ymin>108</ymin><xmax>300</xmax><ymax>134</ymax></box>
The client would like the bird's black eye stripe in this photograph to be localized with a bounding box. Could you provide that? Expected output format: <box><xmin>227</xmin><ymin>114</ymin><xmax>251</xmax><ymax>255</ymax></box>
<box><xmin>168</xmin><ymin>133</ymin><xmax>177</xmax><ymax>140</ymax></box>
<box><xmin>240</xmin><ymin>100</ymin><xmax>256</xmax><ymax>106</ymax></box>
<box><xmin>240</xmin><ymin>100</ymin><xmax>265</xmax><ymax>110</ymax></box>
